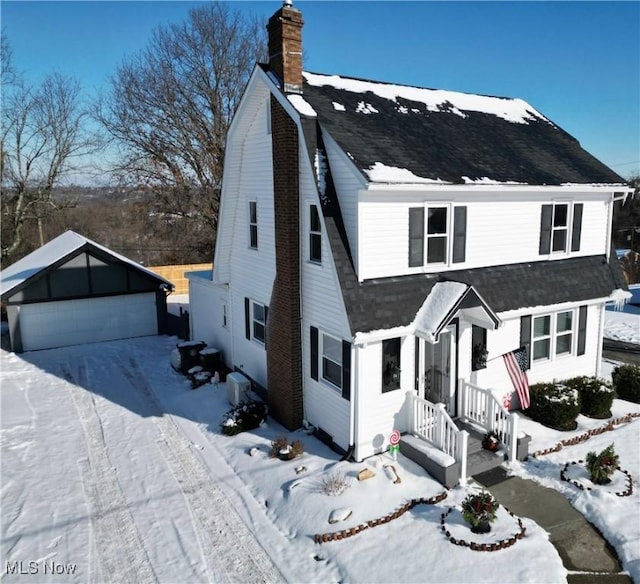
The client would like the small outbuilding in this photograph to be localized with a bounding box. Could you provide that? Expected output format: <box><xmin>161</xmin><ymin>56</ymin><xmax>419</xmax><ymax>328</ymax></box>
<box><xmin>0</xmin><ymin>230</ymin><xmax>174</xmax><ymax>352</ymax></box>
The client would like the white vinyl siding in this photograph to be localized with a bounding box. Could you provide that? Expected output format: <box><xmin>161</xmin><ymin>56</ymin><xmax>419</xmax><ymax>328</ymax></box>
<box><xmin>358</xmin><ymin>193</ymin><xmax>610</xmax><ymax>281</ymax></box>
<box><xmin>471</xmin><ymin>304</ymin><xmax>602</xmax><ymax>404</ymax></box>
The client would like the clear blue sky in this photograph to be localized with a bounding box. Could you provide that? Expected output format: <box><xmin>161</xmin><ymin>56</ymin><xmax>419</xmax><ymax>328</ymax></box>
<box><xmin>2</xmin><ymin>1</ymin><xmax>639</xmax><ymax>180</ymax></box>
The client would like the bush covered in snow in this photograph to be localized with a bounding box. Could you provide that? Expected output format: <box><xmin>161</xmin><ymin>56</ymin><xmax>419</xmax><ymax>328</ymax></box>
<box><xmin>564</xmin><ymin>376</ymin><xmax>614</xmax><ymax>419</ymax></box>
<box><xmin>221</xmin><ymin>400</ymin><xmax>268</xmax><ymax>436</ymax></box>
<box><xmin>524</xmin><ymin>382</ymin><xmax>580</xmax><ymax>431</ymax></box>
<box><xmin>612</xmin><ymin>364</ymin><xmax>640</xmax><ymax>404</ymax></box>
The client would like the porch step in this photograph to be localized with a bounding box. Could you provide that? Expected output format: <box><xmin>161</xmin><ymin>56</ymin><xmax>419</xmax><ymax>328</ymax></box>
<box><xmin>456</xmin><ymin>420</ymin><xmax>508</xmax><ymax>477</ymax></box>
<box><xmin>399</xmin><ymin>434</ymin><xmax>461</xmax><ymax>489</ymax></box>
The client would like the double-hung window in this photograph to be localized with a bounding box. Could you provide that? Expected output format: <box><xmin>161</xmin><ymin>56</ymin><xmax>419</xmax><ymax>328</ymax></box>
<box><xmin>322</xmin><ymin>333</ymin><xmax>342</xmax><ymax>389</ymax></box>
<box><xmin>426</xmin><ymin>207</ymin><xmax>448</xmax><ymax>263</ymax></box>
<box><xmin>252</xmin><ymin>302</ymin><xmax>266</xmax><ymax>344</ymax></box>
<box><xmin>539</xmin><ymin>202</ymin><xmax>583</xmax><ymax>255</ymax></box>
<box><xmin>309</xmin><ymin>205</ymin><xmax>322</xmax><ymax>263</ymax></box>
<box><xmin>408</xmin><ymin>205</ymin><xmax>466</xmax><ymax>268</ymax></box>
<box><xmin>551</xmin><ymin>203</ymin><xmax>569</xmax><ymax>252</ymax></box>
<box><xmin>244</xmin><ymin>298</ymin><xmax>267</xmax><ymax>346</ymax></box>
<box><xmin>249</xmin><ymin>201</ymin><xmax>258</xmax><ymax>249</ymax></box>
<box><xmin>532</xmin><ymin>310</ymin><xmax>574</xmax><ymax>361</ymax></box>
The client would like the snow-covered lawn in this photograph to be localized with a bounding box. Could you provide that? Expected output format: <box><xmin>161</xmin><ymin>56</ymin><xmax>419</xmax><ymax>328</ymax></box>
<box><xmin>1</xmin><ymin>327</ymin><xmax>639</xmax><ymax>583</ymax></box>
<box><xmin>604</xmin><ymin>308</ymin><xmax>640</xmax><ymax>344</ymax></box>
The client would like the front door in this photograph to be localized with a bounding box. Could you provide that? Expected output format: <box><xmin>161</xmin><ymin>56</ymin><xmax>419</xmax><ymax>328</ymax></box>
<box><xmin>418</xmin><ymin>325</ymin><xmax>456</xmax><ymax>412</ymax></box>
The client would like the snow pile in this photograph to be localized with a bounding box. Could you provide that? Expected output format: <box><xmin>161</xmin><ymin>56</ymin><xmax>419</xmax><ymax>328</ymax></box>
<box><xmin>365</xmin><ymin>161</ymin><xmax>448</xmax><ymax>184</ymax></box>
<box><xmin>303</xmin><ymin>71</ymin><xmax>549</xmax><ymax>125</ymax></box>
<box><xmin>287</xmin><ymin>94</ymin><xmax>317</xmax><ymax>117</ymax></box>
<box><xmin>604</xmin><ymin>310</ymin><xmax>640</xmax><ymax>344</ymax></box>
<box><xmin>413</xmin><ymin>281</ymin><xmax>468</xmax><ymax>342</ymax></box>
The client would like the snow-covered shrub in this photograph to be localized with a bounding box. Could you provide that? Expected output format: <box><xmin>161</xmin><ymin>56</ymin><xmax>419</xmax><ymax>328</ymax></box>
<box><xmin>319</xmin><ymin>472</ymin><xmax>351</xmax><ymax>496</ymax></box>
<box><xmin>565</xmin><ymin>376</ymin><xmax>614</xmax><ymax>419</ymax></box>
<box><xmin>525</xmin><ymin>382</ymin><xmax>580</xmax><ymax>431</ymax></box>
<box><xmin>612</xmin><ymin>364</ymin><xmax>640</xmax><ymax>404</ymax></box>
<box><xmin>220</xmin><ymin>400</ymin><xmax>267</xmax><ymax>436</ymax></box>
<box><xmin>586</xmin><ymin>443</ymin><xmax>619</xmax><ymax>485</ymax></box>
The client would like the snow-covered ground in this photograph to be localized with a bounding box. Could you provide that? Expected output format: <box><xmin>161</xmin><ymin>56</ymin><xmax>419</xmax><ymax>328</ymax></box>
<box><xmin>604</xmin><ymin>308</ymin><xmax>640</xmax><ymax>344</ymax></box>
<box><xmin>1</xmin><ymin>309</ymin><xmax>639</xmax><ymax>583</ymax></box>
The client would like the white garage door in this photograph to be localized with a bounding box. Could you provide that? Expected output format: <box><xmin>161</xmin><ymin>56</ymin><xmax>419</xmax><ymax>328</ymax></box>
<box><xmin>19</xmin><ymin>293</ymin><xmax>158</xmax><ymax>351</ymax></box>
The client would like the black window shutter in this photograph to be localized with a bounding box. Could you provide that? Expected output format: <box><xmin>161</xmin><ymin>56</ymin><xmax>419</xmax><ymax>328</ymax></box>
<box><xmin>408</xmin><ymin>207</ymin><xmax>424</xmax><ymax>267</ymax></box>
<box><xmin>520</xmin><ymin>315</ymin><xmax>532</xmax><ymax>370</ymax></box>
<box><xmin>342</xmin><ymin>341</ymin><xmax>351</xmax><ymax>401</ymax></box>
<box><xmin>539</xmin><ymin>204</ymin><xmax>553</xmax><ymax>255</ymax></box>
<box><xmin>244</xmin><ymin>298</ymin><xmax>251</xmax><ymax>340</ymax></box>
<box><xmin>310</xmin><ymin>326</ymin><xmax>318</xmax><ymax>381</ymax></box>
<box><xmin>577</xmin><ymin>305</ymin><xmax>587</xmax><ymax>356</ymax></box>
<box><xmin>571</xmin><ymin>203</ymin><xmax>583</xmax><ymax>252</ymax></box>
<box><xmin>452</xmin><ymin>206</ymin><xmax>467</xmax><ymax>263</ymax></box>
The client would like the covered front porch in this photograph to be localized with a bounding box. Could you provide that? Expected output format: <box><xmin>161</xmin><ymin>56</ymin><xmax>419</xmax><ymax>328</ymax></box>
<box><xmin>352</xmin><ymin>279</ymin><xmax>530</xmax><ymax>487</ymax></box>
<box><xmin>401</xmin><ymin>381</ymin><xmax>529</xmax><ymax>487</ymax></box>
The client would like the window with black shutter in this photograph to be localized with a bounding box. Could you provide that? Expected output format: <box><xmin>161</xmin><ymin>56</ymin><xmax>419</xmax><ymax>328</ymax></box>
<box><xmin>382</xmin><ymin>338</ymin><xmax>401</xmax><ymax>392</ymax></box>
<box><xmin>408</xmin><ymin>207</ymin><xmax>424</xmax><ymax>267</ymax></box>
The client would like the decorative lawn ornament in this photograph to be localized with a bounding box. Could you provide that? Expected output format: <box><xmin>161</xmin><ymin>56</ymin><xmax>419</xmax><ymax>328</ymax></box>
<box><xmin>461</xmin><ymin>491</ymin><xmax>499</xmax><ymax>534</ymax></box>
<box><xmin>389</xmin><ymin>429</ymin><xmax>401</xmax><ymax>460</ymax></box>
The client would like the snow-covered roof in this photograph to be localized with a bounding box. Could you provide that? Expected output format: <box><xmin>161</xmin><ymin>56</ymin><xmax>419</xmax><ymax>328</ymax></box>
<box><xmin>0</xmin><ymin>230</ymin><xmax>173</xmax><ymax>297</ymax></box>
<box><xmin>298</xmin><ymin>70</ymin><xmax>626</xmax><ymax>186</ymax></box>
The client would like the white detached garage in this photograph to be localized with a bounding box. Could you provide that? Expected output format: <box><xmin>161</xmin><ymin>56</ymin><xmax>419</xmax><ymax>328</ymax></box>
<box><xmin>1</xmin><ymin>231</ymin><xmax>174</xmax><ymax>352</ymax></box>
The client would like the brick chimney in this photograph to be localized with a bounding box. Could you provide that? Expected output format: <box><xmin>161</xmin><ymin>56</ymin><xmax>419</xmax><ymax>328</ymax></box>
<box><xmin>265</xmin><ymin>1</ymin><xmax>304</xmax><ymax>430</ymax></box>
<box><xmin>267</xmin><ymin>0</ymin><xmax>304</xmax><ymax>93</ymax></box>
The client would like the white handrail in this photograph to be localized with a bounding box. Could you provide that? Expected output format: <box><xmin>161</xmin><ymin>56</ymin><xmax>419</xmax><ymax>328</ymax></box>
<box><xmin>409</xmin><ymin>392</ymin><xmax>468</xmax><ymax>483</ymax></box>
<box><xmin>458</xmin><ymin>379</ymin><xmax>518</xmax><ymax>462</ymax></box>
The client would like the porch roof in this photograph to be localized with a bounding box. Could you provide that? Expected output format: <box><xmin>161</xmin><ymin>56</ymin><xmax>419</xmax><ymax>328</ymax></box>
<box><xmin>413</xmin><ymin>281</ymin><xmax>500</xmax><ymax>342</ymax></box>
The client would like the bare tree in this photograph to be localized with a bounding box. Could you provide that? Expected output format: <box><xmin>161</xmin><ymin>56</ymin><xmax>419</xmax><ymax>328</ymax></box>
<box><xmin>95</xmin><ymin>2</ymin><xmax>266</xmax><ymax>258</ymax></box>
<box><xmin>1</xmin><ymin>68</ymin><xmax>100</xmax><ymax>264</ymax></box>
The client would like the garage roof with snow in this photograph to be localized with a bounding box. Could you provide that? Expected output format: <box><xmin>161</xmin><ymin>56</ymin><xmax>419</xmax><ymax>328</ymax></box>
<box><xmin>1</xmin><ymin>230</ymin><xmax>173</xmax><ymax>302</ymax></box>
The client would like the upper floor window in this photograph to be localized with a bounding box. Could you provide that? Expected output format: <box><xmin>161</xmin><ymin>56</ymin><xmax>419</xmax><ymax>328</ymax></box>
<box><xmin>539</xmin><ymin>202</ymin><xmax>583</xmax><ymax>255</ymax></box>
<box><xmin>427</xmin><ymin>207</ymin><xmax>448</xmax><ymax>263</ymax></box>
<box><xmin>249</xmin><ymin>201</ymin><xmax>258</xmax><ymax>249</ymax></box>
<box><xmin>223</xmin><ymin>303</ymin><xmax>228</xmax><ymax>328</ymax></box>
<box><xmin>309</xmin><ymin>205</ymin><xmax>322</xmax><ymax>263</ymax></box>
<box><xmin>408</xmin><ymin>205</ymin><xmax>466</xmax><ymax>268</ymax></box>
<box><xmin>532</xmin><ymin>309</ymin><xmax>574</xmax><ymax>361</ymax></box>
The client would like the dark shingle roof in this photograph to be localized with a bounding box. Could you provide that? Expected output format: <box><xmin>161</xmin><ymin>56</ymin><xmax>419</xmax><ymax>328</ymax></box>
<box><xmin>301</xmin><ymin>71</ymin><xmax>625</xmax><ymax>186</ymax></box>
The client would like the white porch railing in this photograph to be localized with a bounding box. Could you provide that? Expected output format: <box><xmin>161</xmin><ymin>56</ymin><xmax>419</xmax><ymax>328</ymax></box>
<box><xmin>457</xmin><ymin>379</ymin><xmax>519</xmax><ymax>463</ymax></box>
<box><xmin>408</xmin><ymin>392</ymin><xmax>468</xmax><ymax>483</ymax></box>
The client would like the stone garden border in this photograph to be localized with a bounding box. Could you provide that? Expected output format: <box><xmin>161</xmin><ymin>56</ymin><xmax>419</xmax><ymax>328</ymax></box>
<box><xmin>560</xmin><ymin>461</ymin><xmax>634</xmax><ymax>497</ymax></box>
<box><xmin>531</xmin><ymin>413</ymin><xmax>640</xmax><ymax>458</ymax></box>
<box><xmin>313</xmin><ymin>490</ymin><xmax>448</xmax><ymax>544</ymax></box>
<box><xmin>439</xmin><ymin>507</ymin><xmax>526</xmax><ymax>552</ymax></box>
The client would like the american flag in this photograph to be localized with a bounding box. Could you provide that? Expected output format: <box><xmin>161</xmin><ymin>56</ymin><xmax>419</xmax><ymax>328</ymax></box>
<box><xmin>503</xmin><ymin>347</ymin><xmax>530</xmax><ymax>410</ymax></box>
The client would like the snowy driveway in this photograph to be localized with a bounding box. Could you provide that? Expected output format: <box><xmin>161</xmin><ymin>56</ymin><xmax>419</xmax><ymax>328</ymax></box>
<box><xmin>1</xmin><ymin>337</ymin><xmax>285</xmax><ymax>584</ymax></box>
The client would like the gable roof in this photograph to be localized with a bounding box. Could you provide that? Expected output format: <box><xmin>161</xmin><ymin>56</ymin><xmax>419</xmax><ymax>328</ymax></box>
<box><xmin>0</xmin><ymin>230</ymin><xmax>173</xmax><ymax>300</ymax></box>
<box><xmin>299</xmin><ymin>71</ymin><xmax>625</xmax><ymax>186</ymax></box>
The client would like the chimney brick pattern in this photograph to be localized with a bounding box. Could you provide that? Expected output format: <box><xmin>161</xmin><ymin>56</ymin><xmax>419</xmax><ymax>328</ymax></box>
<box><xmin>267</xmin><ymin>5</ymin><xmax>304</xmax><ymax>93</ymax></box>
<box><xmin>266</xmin><ymin>95</ymin><xmax>303</xmax><ymax>430</ymax></box>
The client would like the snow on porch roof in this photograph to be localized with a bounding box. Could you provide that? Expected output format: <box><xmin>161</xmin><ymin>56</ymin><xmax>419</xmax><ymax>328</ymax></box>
<box><xmin>412</xmin><ymin>281</ymin><xmax>501</xmax><ymax>343</ymax></box>
<box><xmin>0</xmin><ymin>230</ymin><xmax>173</xmax><ymax>298</ymax></box>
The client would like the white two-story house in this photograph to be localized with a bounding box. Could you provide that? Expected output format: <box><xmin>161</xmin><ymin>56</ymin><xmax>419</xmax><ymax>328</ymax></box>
<box><xmin>188</xmin><ymin>1</ymin><xmax>631</xmax><ymax>484</ymax></box>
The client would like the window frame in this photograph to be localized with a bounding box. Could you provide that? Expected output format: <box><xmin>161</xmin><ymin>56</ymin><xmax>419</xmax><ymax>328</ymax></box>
<box><xmin>425</xmin><ymin>205</ymin><xmax>449</xmax><ymax>265</ymax></box>
<box><xmin>252</xmin><ymin>300</ymin><xmax>266</xmax><ymax>344</ymax></box>
<box><xmin>223</xmin><ymin>303</ymin><xmax>228</xmax><ymax>328</ymax></box>
<box><xmin>321</xmin><ymin>332</ymin><xmax>343</xmax><ymax>390</ymax></box>
<box><xmin>249</xmin><ymin>200</ymin><xmax>258</xmax><ymax>249</ymax></box>
<box><xmin>309</xmin><ymin>204</ymin><xmax>322</xmax><ymax>264</ymax></box>
<box><xmin>531</xmin><ymin>309</ymin><xmax>576</xmax><ymax>363</ymax></box>
<box><xmin>551</xmin><ymin>202</ymin><xmax>570</xmax><ymax>253</ymax></box>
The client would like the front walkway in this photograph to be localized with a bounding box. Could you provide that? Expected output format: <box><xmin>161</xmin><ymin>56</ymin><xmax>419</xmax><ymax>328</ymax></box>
<box><xmin>475</xmin><ymin>468</ymin><xmax>631</xmax><ymax>584</ymax></box>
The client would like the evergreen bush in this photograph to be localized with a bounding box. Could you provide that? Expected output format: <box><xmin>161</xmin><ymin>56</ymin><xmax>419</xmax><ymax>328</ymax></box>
<box><xmin>612</xmin><ymin>364</ymin><xmax>640</xmax><ymax>404</ymax></box>
<box><xmin>524</xmin><ymin>382</ymin><xmax>580</xmax><ymax>430</ymax></box>
<box><xmin>585</xmin><ymin>443</ymin><xmax>619</xmax><ymax>485</ymax></box>
<box><xmin>564</xmin><ymin>376</ymin><xmax>614</xmax><ymax>419</ymax></box>
<box><xmin>221</xmin><ymin>400</ymin><xmax>267</xmax><ymax>436</ymax></box>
